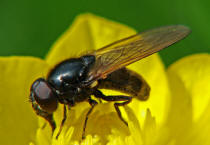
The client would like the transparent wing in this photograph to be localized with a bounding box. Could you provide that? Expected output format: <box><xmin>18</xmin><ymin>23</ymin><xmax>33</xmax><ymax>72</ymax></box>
<box><xmin>86</xmin><ymin>25</ymin><xmax>190</xmax><ymax>83</ymax></box>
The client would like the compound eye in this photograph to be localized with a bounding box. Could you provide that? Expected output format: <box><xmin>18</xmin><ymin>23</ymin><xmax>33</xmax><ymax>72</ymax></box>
<box><xmin>31</xmin><ymin>78</ymin><xmax>58</xmax><ymax>113</ymax></box>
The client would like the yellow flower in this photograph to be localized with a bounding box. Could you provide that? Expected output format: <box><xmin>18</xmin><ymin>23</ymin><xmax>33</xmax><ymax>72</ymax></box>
<box><xmin>0</xmin><ymin>13</ymin><xmax>210</xmax><ymax>145</ymax></box>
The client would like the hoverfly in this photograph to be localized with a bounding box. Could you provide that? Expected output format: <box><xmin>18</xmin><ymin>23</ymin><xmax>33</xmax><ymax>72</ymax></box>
<box><xmin>29</xmin><ymin>25</ymin><xmax>190</xmax><ymax>139</ymax></box>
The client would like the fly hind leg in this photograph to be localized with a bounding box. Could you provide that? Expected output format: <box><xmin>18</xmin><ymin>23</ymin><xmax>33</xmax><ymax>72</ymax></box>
<box><xmin>114</xmin><ymin>97</ymin><xmax>131</xmax><ymax>126</ymax></box>
<box><xmin>93</xmin><ymin>89</ymin><xmax>132</xmax><ymax>126</ymax></box>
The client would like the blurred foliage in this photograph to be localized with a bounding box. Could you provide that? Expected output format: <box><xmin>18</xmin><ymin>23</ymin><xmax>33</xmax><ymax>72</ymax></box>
<box><xmin>0</xmin><ymin>0</ymin><xmax>209</xmax><ymax>66</ymax></box>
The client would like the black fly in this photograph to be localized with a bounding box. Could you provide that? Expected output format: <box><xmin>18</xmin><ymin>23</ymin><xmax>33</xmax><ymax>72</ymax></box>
<box><xmin>29</xmin><ymin>25</ymin><xmax>190</xmax><ymax>139</ymax></box>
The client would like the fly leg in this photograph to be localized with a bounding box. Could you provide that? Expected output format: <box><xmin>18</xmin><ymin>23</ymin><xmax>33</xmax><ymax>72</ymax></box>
<box><xmin>93</xmin><ymin>89</ymin><xmax>132</xmax><ymax>126</ymax></box>
<box><xmin>56</xmin><ymin>105</ymin><xmax>67</xmax><ymax>139</ymax></box>
<box><xmin>82</xmin><ymin>98</ymin><xmax>98</xmax><ymax>139</ymax></box>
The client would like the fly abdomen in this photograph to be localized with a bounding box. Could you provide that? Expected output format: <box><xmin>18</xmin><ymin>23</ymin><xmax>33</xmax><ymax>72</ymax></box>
<box><xmin>97</xmin><ymin>68</ymin><xmax>150</xmax><ymax>101</ymax></box>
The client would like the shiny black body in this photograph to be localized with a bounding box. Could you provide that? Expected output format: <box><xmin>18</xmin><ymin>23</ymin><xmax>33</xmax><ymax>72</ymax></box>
<box><xmin>47</xmin><ymin>55</ymin><xmax>95</xmax><ymax>106</ymax></box>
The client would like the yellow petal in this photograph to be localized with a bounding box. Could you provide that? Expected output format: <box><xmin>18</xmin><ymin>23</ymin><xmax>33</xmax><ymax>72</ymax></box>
<box><xmin>125</xmin><ymin>106</ymin><xmax>143</xmax><ymax>145</ymax></box>
<box><xmin>166</xmin><ymin>69</ymin><xmax>193</xmax><ymax>143</ymax></box>
<box><xmin>167</xmin><ymin>53</ymin><xmax>210</xmax><ymax>121</ymax></box>
<box><xmin>142</xmin><ymin>109</ymin><xmax>156</xmax><ymax>144</ymax></box>
<box><xmin>46</xmin><ymin>14</ymin><xmax>95</xmax><ymax>66</ymax></box>
<box><xmin>46</xmin><ymin>13</ymin><xmax>136</xmax><ymax>66</ymax></box>
<box><xmin>0</xmin><ymin>57</ymin><xmax>49</xmax><ymax>145</ymax></box>
<box><xmin>167</xmin><ymin>53</ymin><xmax>210</xmax><ymax>144</ymax></box>
<box><xmin>29</xmin><ymin>142</ymin><xmax>35</xmax><ymax>145</ymax></box>
<box><xmin>80</xmin><ymin>13</ymin><xmax>136</xmax><ymax>49</ymax></box>
<box><xmin>181</xmin><ymin>103</ymin><xmax>210</xmax><ymax>145</ymax></box>
<box><xmin>36</xmin><ymin>128</ymin><xmax>51</xmax><ymax>145</ymax></box>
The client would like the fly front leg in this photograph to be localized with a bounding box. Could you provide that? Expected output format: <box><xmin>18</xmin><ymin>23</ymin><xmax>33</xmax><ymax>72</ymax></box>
<box><xmin>82</xmin><ymin>98</ymin><xmax>98</xmax><ymax>139</ymax></box>
<box><xmin>56</xmin><ymin>105</ymin><xmax>67</xmax><ymax>139</ymax></box>
<box><xmin>93</xmin><ymin>89</ymin><xmax>132</xmax><ymax>126</ymax></box>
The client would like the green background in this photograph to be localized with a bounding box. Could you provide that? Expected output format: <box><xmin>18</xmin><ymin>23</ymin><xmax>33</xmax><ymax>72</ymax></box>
<box><xmin>0</xmin><ymin>0</ymin><xmax>209</xmax><ymax>66</ymax></box>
